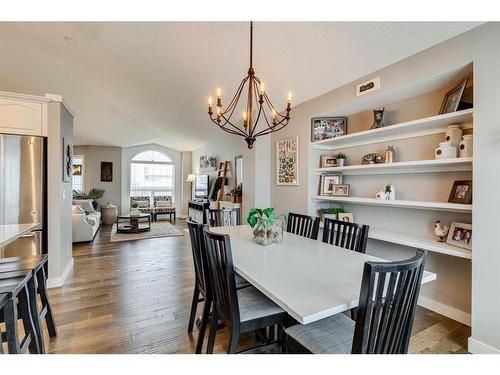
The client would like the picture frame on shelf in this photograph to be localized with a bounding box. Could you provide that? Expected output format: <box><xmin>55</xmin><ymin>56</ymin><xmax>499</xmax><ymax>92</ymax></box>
<box><xmin>332</xmin><ymin>184</ymin><xmax>350</xmax><ymax>197</ymax></box>
<box><xmin>320</xmin><ymin>154</ymin><xmax>338</xmax><ymax>168</ymax></box>
<box><xmin>439</xmin><ymin>78</ymin><xmax>469</xmax><ymax>115</ymax></box>
<box><xmin>446</xmin><ymin>221</ymin><xmax>472</xmax><ymax>250</ymax></box>
<box><xmin>338</xmin><ymin>213</ymin><xmax>354</xmax><ymax>223</ymax></box>
<box><xmin>448</xmin><ymin>180</ymin><xmax>472</xmax><ymax>204</ymax></box>
<box><xmin>319</xmin><ymin>174</ymin><xmax>343</xmax><ymax>195</ymax></box>
<box><xmin>311</xmin><ymin>117</ymin><xmax>347</xmax><ymax>142</ymax></box>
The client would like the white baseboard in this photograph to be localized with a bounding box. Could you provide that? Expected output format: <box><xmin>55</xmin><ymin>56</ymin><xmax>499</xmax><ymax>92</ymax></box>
<box><xmin>468</xmin><ymin>337</ymin><xmax>500</xmax><ymax>354</ymax></box>
<box><xmin>47</xmin><ymin>257</ymin><xmax>74</xmax><ymax>288</ymax></box>
<box><xmin>418</xmin><ymin>295</ymin><xmax>471</xmax><ymax>326</ymax></box>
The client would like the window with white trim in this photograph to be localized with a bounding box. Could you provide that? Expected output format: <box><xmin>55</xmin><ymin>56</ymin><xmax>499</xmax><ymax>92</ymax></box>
<box><xmin>130</xmin><ymin>151</ymin><xmax>175</xmax><ymax>201</ymax></box>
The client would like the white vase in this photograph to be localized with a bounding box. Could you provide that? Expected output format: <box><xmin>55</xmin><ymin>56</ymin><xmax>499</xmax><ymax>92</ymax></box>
<box><xmin>435</xmin><ymin>142</ymin><xmax>457</xmax><ymax>159</ymax></box>
<box><xmin>130</xmin><ymin>208</ymin><xmax>140</xmax><ymax>216</ymax></box>
<box><xmin>458</xmin><ymin>134</ymin><xmax>473</xmax><ymax>158</ymax></box>
<box><xmin>323</xmin><ymin>214</ymin><xmax>337</xmax><ymax>221</ymax></box>
<box><xmin>445</xmin><ymin>125</ymin><xmax>463</xmax><ymax>148</ymax></box>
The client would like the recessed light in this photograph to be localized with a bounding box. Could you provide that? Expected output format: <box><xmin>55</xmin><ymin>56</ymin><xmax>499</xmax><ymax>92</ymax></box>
<box><xmin>64</xmin><ymin>36</ymin><xmax>77</xmax><ymax>45</ymax></box>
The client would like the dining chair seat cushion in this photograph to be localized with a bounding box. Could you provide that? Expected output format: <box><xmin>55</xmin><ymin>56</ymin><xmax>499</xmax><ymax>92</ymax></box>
<box><xmin>285</xmin><ymin>313</ymin><xmax>354</xmax><ymax>354</ymax></box>
<box><xmin>237</xmin><ymin>286</ymin><xmax>285</xmax><ymax>323</ymax></box>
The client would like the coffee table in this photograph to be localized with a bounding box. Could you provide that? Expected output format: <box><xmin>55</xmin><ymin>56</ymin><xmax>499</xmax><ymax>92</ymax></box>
<box><xmin>116</xmin><ymin>214</ymin><xmax>151</xmax><ymax>234</ymax></box>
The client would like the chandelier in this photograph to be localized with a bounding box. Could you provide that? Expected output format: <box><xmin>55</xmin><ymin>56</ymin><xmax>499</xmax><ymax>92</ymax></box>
<box><xmin>207</xmin><ymin>21</ymin><xmax>292</xmax><ymax>149</ymax></box>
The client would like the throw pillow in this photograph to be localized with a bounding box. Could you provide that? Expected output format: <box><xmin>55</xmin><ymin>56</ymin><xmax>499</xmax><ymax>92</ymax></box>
<box><xmin>73</xmin><ymin>199</ymin><xmax>95</xmax><ymax>214</ymax></box>
<box><xmin>138</xmin><ymin>200</ymin><xmax>150</xmax><ymax>208</ymax></box>
<box><xmin>155</xmin><ymin>200</ymin><xmax>171</xmax><ymax>207</ymax></box>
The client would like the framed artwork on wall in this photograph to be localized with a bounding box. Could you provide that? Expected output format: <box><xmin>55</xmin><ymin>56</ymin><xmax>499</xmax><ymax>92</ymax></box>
<box><xmin>62</xmin><ymin>137</ymin><xmax>72</xmax><ymax>182</ymax></box>
<box><xmin>101</xmin><ymin>161</ymin><xmax>113</xmax><ymax>182</ymax></box>
<box><xmin>200</xmin><ymin>154</ymin><xmax>217</xmax><ymax>171</ymax></box>
<box><xmin>276</xmin><ymin>136</ymin><xmax>299</xmax><ymax>186</ymax></box>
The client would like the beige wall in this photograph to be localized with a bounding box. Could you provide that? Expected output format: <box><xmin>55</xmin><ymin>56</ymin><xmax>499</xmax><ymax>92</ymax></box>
<box><xmin>269</xmin><ymin>22</ymin><xmax>500</xmax><ymax>353</ymax></box>
<box><xmin>73</xmin><ymin>145</ymin><xmax>123</xmax><ymax>212</ymax></box>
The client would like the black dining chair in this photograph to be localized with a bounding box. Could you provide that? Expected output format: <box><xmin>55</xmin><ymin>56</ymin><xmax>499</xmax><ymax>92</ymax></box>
<box><xmin>186</xmin><ymin>220</ymin><xmax>250</xmax><ymax>353</ymax></box>
<box><xmin>322</xmin><ymin>218</ymin><xmax>370</xmax><ymax>253</ymax></box>
<box><xmin>207</xmin><ymin>208</ymin><xmax>241</xmax><ymax>227</ymax></box>
<box><xmin>284</xmin><ymin>249</ymin><xmax>427</xmax><ymax>354</ymax></box>
<box><xmin>0</xmin><ymin>293</ymin><xmax>8</xmax><ymax>354</ymax></box>
<box><xmin>203</xmin><ymin>227</ymin><xmax>288</xmax><ymax>354</ymax></box>
<box><xmin>286</xmin><ymin>212</ymin><xmax>320</xmax><ymax>240</ymax></box>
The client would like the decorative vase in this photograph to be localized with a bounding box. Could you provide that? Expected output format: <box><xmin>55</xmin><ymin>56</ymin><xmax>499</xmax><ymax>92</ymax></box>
<box><xmin>384</xmin><ymin>146</ymin><xmax>395</xmax><ymax>163</ymax></box>
<box><xmin>371</xmin><ymin>108</ymin><xmax>385</xmax><ymax>129</ymax></box>
<box><xmin>458</xmin><ymin>134</ymin><xmax>473</xmax><ymax>158</ymax></box>
<box><xmin>435</xmin><ymin>142</ymin><xmax>457</xmax><ymax>159</ymax></box>
<box><xmin>337</xmin><ymin>158</ymin><xmax>346</xmax><ymax>167</ymax></box>
<box><xmin>252</xmin><ymin>217</ymin><xmax>283</xmax><ymax>246</ymax></box>
<box><xmin>322</xmin><ymin>213</ymin><xmax>337</xmax><ymax>221</ymax></box>
<box><xmin>130</xmin><ymin>208</ymin><xmax>140</xmax><ymax>216</ymax></box>
<box><xmin>445</xmin><ymin>125</ymin><xmax>463</xmax><ymax>148</ymax></box>
<box><xmin>101</xmin><ymin>202</ymin><xmax>118</xmax><ymax>225</ymax></box>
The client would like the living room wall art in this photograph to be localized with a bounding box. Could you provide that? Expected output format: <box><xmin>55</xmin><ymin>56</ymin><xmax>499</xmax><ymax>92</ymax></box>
<box><xmin>200</xmin><ymin>154</ymin><xmax>217</xmax><ymax>171</ymax></box>
<box><xmin>101</xmin><ymin>161</ymin><xmax>113</xmax><ymax>182</ymax></box>
<box><xmin>276</xmin><ymin>136</ymin><xmax>299</xmax><ymax>186</ymax></box>
<box><xmin>62</xmin><ymin>137</ymin><xmax>72</xmax><ymax>182</ymax></box>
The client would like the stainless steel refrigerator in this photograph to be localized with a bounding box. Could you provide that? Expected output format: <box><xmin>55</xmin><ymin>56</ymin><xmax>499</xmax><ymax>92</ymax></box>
<box><xmin>0</xmin><ymin>134</ymin><xmax>47</xmax><ymax>257</ymax></box>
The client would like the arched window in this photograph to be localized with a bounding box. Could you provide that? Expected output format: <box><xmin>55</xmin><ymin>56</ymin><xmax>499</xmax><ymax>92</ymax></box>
<box><xmin>130</xmin><ymin>150</ymin><xmax>175</xmax><ymax>201</ymax></box>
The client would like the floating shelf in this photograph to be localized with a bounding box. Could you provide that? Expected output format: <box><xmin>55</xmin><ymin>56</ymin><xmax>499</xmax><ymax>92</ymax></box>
<box><xmin>312</xmin><ymin>157</ymin><xmax>473</xmax><ymax>175</ymax></box>
<box><xmin>311</xmin><ymin>109</ymin><xmax>473</xmax><ymax>150</ymax></box>
<box><xmin>368</xmin><ymin>228</ymin><xmax>471</xmax><ymax>259</ymax></box>
<box><xmin>311</xmin><ymin>196</ymin><xmax>472</xmax><ymax>213</ymax></box>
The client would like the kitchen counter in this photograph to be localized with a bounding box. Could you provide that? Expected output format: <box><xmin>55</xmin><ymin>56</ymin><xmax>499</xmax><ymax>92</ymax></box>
<box><xmin>0</xmin><ymin>223</ymin><xmax>40</xmax><ymax>248</ymax></box>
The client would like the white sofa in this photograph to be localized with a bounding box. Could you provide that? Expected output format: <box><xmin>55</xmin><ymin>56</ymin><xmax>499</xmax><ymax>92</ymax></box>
<box><xmin>72</xmin><ymin>204</ymin><xmax>101</xmax><ymax>242</ymax></box>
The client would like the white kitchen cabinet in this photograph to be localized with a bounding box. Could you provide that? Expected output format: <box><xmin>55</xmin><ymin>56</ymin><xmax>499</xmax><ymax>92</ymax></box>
<box><xmin>0</xmin><ymin>92</ymin><xmax>49</xmax><ymax>136</ymax></box>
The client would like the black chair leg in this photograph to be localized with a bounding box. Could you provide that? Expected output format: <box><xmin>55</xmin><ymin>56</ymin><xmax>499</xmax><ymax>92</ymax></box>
<box><xmin>206</xmin><ymin>310</ymin><xmax>219</xmax><ymax>354</ymax></box>
<box><xmin>26</xmin><ymin>276</ymin><xmax>44</xmax><ymax>353</ymax></box>
<box><xmin>4</xmin><ymin>298</ymin><xmax>20</xmax><ymax>354</ymax></box>
<box><xmin>36</xmin><ymin>265</ymin><xmax>57</xmax><ymax>337</ymax></box>
<box><xmin>195</xmin><ymin>299</ymin><xmax>211</xmax><ymax>354</ymax></box>
<box><xmin>227</xmin><ymin>328</ymin><xmax>239</xmax><ymax>354</ymax></box>
<box><xmin>188</xmin><ymin>286</ymin><xmax>199</xmax><ymax>333</ymax></box>
<box><xmin>18</xmin><ymin>286</ymin><xmax>39</xmax><ymax>354</ymax></box>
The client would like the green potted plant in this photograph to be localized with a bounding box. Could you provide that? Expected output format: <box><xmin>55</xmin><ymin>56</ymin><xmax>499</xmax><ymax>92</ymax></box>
<box><xmin>318</xmin><ymin>207</ymin><xmax>345</xmax><ymax>222</ymax></box>
<box><xmin>247</xmin><ymin>207</ymin><xmax>283</xmax><ymax>246</ymax></box>
<box><xmin>130</xmin><ymin>201</ymin><xmax>140</xmax><ymax>216</ymax></box>
<box><xmin>337</xmin><ymin>153</ymin><xmax>347</xmax><ymax>167</ymax></box>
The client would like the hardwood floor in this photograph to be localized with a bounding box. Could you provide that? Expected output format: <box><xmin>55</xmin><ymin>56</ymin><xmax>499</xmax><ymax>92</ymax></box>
<box><xmin>42</xmin><ymin>220</ymin><xmax>469</xmax><ymax>354</ymax></box>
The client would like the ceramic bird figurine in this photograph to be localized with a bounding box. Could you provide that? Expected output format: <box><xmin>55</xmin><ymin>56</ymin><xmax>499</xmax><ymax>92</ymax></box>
<box><xmin>434</xmin><ymin>220</ymin><xmax>449</xmax><ymax>242</ymax></box>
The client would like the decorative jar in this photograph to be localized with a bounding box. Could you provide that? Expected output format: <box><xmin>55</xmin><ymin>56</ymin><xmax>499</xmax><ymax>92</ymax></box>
<box><xmin>435</xmin><ymin>142</ymin><xmax>457</xmax><ymax>159</ymax></box>
<box><xmin>252</xmin><ymin>217</ymin><xmax>283</xmax><ymax>246</ymax></box>
<box><xmin>445</xmin><ymin>125</ymin><xmax>463</xmax><ymax>148</ymax></box>
<box><xmin>458</xmin><ymin>134</ymin><xmax>473</xmax><ymax>158</ymax></box>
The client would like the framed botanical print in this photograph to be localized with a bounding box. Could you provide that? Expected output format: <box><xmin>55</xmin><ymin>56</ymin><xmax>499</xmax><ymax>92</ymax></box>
<box><xmin>276</xmin><ymin>137</ymin><xmax>299</xmax><ymax>186</ymax></box>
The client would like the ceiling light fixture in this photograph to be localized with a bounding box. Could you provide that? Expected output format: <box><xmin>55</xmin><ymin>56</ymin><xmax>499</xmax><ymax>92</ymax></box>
<box><xmin>207</xmin><ymin>22</ymin><xmax>292</xmax><ymax>149</ymax></box>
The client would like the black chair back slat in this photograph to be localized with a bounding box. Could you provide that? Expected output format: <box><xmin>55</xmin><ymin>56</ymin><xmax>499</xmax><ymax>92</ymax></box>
<box><xmin>186</xmin><ymin>220</ymin><xmax>211</xmax><ymax>297</ymax></box>
<box><xmin>203</xmin><ymin>228</ymin><xmax>240</xmax><ymax>329</ymax></box>
<box><xmin>322</xmin><ymin>218</ymin><xmax>369</xmax><ymax>253</ymax></box>
<box><xmin>207</xmin><ymin>208</ymin><xmax>241</xmax><ymax>227</ymax></box>
<box><xmin>352</xmin><ymin>249</ymin><xmax>427</xmax><ymax>354</ymax></box>
<box><xmin>286</xmin><ymin>213</ymin><xmax>320</xmax><ymax>240</ymax></box>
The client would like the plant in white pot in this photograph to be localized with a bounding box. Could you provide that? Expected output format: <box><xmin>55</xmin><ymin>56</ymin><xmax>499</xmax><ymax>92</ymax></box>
<box><xmin>336</xmin><ymin>153</ymin><xmax>347</xmax><ymax>167</ymax></box>
<box><xmin>318</xmin><ymin>207</ymin><xmax>345</xmax><ymax>222</ymax></box>
<box><xmin>130</xmin><ymin>201</ymin><xmax>140</xmax><ymax>216</ymax></box>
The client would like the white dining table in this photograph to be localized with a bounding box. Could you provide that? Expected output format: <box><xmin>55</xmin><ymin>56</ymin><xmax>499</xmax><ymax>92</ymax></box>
<box><xmin>211</xmin><ymin>225</ymin><xmax>436</xmax><ymax>324</ymax></box>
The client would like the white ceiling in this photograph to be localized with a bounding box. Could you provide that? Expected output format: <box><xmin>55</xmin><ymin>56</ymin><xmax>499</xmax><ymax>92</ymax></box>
<box><xmin>0</xmin><ymin>22</ymin><xmax>481</xmax><ymax>151</ymax></box>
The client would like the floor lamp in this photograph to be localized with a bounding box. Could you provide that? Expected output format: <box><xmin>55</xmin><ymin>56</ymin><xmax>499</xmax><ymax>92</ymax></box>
<box><xmin>186</xmin><ymin>174</ymin><xmax>196</xmax><ymax>200</ymax></box>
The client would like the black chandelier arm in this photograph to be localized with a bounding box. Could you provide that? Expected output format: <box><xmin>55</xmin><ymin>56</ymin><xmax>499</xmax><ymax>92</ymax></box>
<box><xmin>253</xmin><ymin>118</ymin><xmax>290</xmax><ymax>138</ymax></box>
<box><xmin>248</xmin><ymin>82</ymin><xmax>265</xmax><ymax>137</ymax></box>
<box><xmin>209</xmin><ymin>114</ymin><xmax>247</xmax><ymax>137</ymax></box>
<box><xmin>263</xmin><ymin>92</ymin><xmax>287</xmax><ymax>119</ymax></box>
<box><xmin>221</xmin><ymin>76</ymin><xmax>249</xmax><ymax>117</ymax></box>
<box><xmin>219</xmin><ymin>112</ymin><xmax>250</xmax><ymax>136</ymax></box>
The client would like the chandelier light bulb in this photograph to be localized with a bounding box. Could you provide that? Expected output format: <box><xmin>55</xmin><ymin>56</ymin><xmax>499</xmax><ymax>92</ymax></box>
<box><xmin>208</xmin><ymin>96</ymin><xmax>212</xmax><ymax>106</ymax></box>
<box><xmin>260</xmin><ymin>82</ymin><xmax>265</xmax><ymax>94</ymax></box>
<box><xmin>216</xmin><ymin>88</ymin><xmax>221</xmax><ymax>98</ymax></box>
<box><xmin>288</xmin><ymin>92</ymin><xmax>292</xmax><ymax>103</ymax></box>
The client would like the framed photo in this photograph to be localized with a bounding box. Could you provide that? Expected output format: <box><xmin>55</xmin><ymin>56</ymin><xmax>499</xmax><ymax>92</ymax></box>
<box><xmin>72</xmin><ymin>164</ymin><xmax>82</xmax><ymax>176</ymax></box>
<box><xmin>320</xmin><ymin>174</ymin><xmax>343</xmax><ymax>195</ymax></box>
<box><xmin>448</xmin><ymin>180</ymin><xmax>472</xmax><ymax>204</ymax></box>
<box><xmin>276</xmin><ymin>137</ymin><xmax>299</xmax><ymax>185</ymax></box>
<box><xmin>62</xmin><ymin>137</ymin><xmax>72</xmax><ymax>182</ymax></box>
<box><xmin>439</xmin><ymin>78</ymin><xmax>468</xmax><ymax>114</ymax></box>
<box><xmin>338</xmin><ymin>213</ymin><xmax>354</xmax><ymax>223</ymax></box>
<box><xmin>311</xmin><ymin>117</ymin><xmax>347</xmax><ymax>142</ymax></box>
<box><xmin>321</xmin><ymin>154</ymin><xmax>338</xmax><ymax>168</ymax></box>
<box><xmin>332</xmin><ymin>184</ymin><xmax>350</xmax><ymax>197</ymax></box>
<box><xmin>101</xmin><ymin>162</ymin><xmax>113</xmax><ymax>182</ymax></box>
<box><xmin>446</xmin><ymin>222</ymin><xmax>472</xmax><ymax>250</ymax></box>
<box><xmin>200</xmin><ymin>154</ymin><xmax>217</xmax><ymax>171</ymax></box>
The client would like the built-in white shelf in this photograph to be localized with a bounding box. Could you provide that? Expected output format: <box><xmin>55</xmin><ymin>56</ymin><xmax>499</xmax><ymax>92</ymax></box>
<box><xmin>312</xmin><ymin>196</ymin><xmax>472</xmax><ymax>213</ymax></box>
<box><xmin>368</xmin><ymin>228</ymin><xmax>472</xmax><ymax>259</ymax></box>
<box><xmin>312</xmin><ymin>157</ymin><xmax>473</xmax><ymax>175</ymax></box>
<box><xmin>312</xmin><ymin>109</ymin><xmax>473</xmax><ymax>150</ymax></box>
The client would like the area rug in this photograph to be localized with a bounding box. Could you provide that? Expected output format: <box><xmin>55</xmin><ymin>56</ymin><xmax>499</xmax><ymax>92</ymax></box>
<box><xmin>110</xmin><ymin>222</ymin><xmax>184</xmax><ymax>242</ymax></box>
